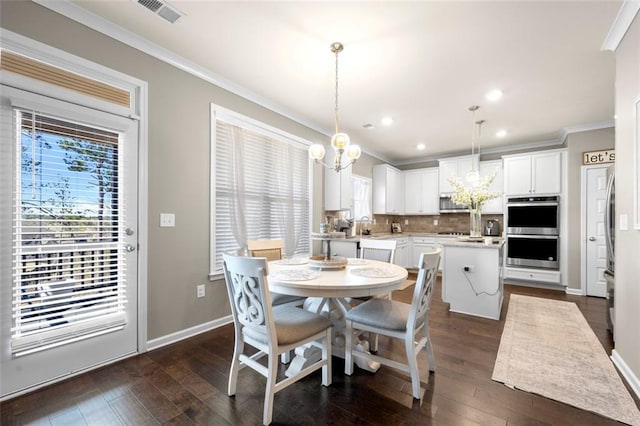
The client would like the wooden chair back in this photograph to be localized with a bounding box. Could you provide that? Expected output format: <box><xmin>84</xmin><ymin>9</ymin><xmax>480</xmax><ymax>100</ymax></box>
<box><xmin>247</xmin><ymin>239</ymin><xmax>284</xmax><ymax>262</ymax></box>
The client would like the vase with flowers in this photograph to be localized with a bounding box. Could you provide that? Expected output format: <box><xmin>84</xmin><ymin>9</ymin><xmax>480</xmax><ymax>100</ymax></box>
<box><xmin>448</xmin><ymin>172</ymin><xmax>501</xmax><ymax>237</ymax></box>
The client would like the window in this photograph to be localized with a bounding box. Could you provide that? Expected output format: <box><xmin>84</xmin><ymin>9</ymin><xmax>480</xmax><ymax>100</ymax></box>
<box><xmin>352</xmin><ymin>175</ymin><xmax>372</xmax><ymax>220</ymax></box>
<box><xmin>10</xmin><ymin>108</ymin><xmax>127</xmax><ymax>356</ymax></box>
<box><xmin>210</xmin><ymin>105</ymin><xmax>311</xmax><ymax>277</ymax></box>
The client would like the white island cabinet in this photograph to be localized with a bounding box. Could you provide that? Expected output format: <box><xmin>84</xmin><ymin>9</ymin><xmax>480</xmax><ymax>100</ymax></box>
<box><xmin>441</xmin><ymin>239</ymin><xmax>504</xmax><ymax>320</ymax></box>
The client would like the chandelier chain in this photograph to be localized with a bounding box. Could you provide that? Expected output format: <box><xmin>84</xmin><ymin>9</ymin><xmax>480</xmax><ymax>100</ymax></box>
<box><xmin>334</xmin><ymin>46</ymin><xmax>340</xmax><ymax>135</ymax></box>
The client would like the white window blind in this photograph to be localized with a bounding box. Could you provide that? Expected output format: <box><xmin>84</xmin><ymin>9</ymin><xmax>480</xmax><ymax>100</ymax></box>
<box><xmin>11</xmin><ymin>109</ymin><xmax>127</xmax><ymax>356</ymax></box>
<box><xmin>212</xmin><ymin>111</ymin><xmax>310</xmax><ymax>276</ymax></box>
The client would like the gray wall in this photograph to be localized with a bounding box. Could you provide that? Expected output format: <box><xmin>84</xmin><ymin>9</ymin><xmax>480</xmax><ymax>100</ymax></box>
<box><xmin>566</xmin><ymin>128</ymin><xmax>615</xmax><ymax>289</ymax></box>
<box><xmin>612</xmin><ymin>12</ymin><xmax>640</xmax><ymax>384</ymax></box>
<box><xmin>0</xmin><ymin>1</ymin><xmax>329</xmax><ymax>340</ymax></box>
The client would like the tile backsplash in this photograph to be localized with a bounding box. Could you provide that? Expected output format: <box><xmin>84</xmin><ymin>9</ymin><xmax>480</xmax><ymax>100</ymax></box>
<box><xmin>325</xmin><ymin>211</ymin><xmax>504</xmax><ymax>236</ymax></box>
<box><xmin>372</xmin><ymin>213</ymin><xmax>504</xmax><ymax>235</ymax></box>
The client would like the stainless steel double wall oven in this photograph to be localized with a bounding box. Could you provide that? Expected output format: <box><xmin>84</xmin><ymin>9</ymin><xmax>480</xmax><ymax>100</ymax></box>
<box><xmin>506</xmin><ymin>195</ymin><xmax>560</xmax><ymax>269</ymax></box>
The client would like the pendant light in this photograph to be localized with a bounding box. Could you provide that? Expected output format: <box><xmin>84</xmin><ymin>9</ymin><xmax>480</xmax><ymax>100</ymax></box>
<box><xmin>309</xmin><ymin>42</ymin><xmax>361</xmax><ymax>172</ymax></box>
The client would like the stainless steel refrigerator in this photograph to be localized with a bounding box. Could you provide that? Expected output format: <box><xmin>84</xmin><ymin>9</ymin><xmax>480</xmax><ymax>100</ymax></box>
<box><xmin>604</xmin><ymin>165</ymin><xmax>615</xmax><ymax>339</ymax></box>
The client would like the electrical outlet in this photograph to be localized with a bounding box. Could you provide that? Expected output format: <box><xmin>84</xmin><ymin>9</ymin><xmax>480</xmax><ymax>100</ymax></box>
<box><xmin>404</xmin><ymin>219</ymin><xmax>409</xmax><ymax>225</ymax></box>
<box><xmin>463</xmin><ymin>265</ymin><xmax>474</xmax><ymax>273</ymax></box>
<box><xmin>433</xmin><ymin>219</ymin><xmax>439</xmax><ymax>226</ymax></box>
<box><xmin>160</xmin><ymin>213</ymin><xmax>175</xmax><ymax>227</ymax></box>
<box><xmin>373</xmin><ymin>218</ymin><xmax>376</xmax><ymax>225</ymax></box>
<box><xmin>196</xmin><ymin>284</ymin><xmax>205</xmax><ymax>298</ymax></box>
<box><xmin>385</xmin><ymin>219</ymin><xmax>389</xmax><ymax>225</ymax></box>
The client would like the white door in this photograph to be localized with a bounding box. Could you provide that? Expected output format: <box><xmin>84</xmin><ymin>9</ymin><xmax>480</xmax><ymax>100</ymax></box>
<box><xmin>1</xmin><ymin>87</ymin><xmax>139</xmax><ymax>398</ymax></box>
<box><xmin>585</xmin><ymin>166</ymin><xmax>608</xmax><ymax>297</ymax></box>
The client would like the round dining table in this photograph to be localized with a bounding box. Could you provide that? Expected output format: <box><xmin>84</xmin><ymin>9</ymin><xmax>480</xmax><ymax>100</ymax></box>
<box><xmin>267</xmin><ymin>258</ymin><xmax>409</xmax><ymax>376</ymax></box>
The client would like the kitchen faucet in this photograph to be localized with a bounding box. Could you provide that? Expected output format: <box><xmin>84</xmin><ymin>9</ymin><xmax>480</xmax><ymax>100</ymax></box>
<box><xmin>358</xmin><ymin>216</ymin><xmax>371</xmax><ymax>238</ymax></box>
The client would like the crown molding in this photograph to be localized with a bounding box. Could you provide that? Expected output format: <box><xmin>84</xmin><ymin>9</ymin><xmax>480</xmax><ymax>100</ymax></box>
<box><xmin>393</xmin><ymin>120</ymin><xmax>615</xmax><ymax>167</ymax></box>
<box><xmin>602</xmin><ymin>1</ymin><xmax>640</xmax><ymax>51</ymax></box>
<box><xmin>560</xmin><ymin>120</ymin><xmax>615</xmax><ymax>143</ymax></box>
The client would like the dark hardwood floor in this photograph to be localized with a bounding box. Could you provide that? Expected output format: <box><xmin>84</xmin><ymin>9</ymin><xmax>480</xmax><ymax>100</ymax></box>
<box><xmin>2</xmin><ymin>279</ymin><xmax>638</xmax><ymax>425</ymax></box>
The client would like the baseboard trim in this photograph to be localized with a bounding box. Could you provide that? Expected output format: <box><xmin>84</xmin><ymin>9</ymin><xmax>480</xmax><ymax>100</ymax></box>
<box><xmin>564</xmin><ymin>287</ymin><xmax>584</xmax><ymax>296</ymax></box>
<box><xmin>611</xmin><ymin>349</ymin><xmax>640</xmax><ymax>400</ymax></box>
<box><xmin>146</xmin><ymin>315</ymin><xmax>233</xmax><ymax>351</ymax></box>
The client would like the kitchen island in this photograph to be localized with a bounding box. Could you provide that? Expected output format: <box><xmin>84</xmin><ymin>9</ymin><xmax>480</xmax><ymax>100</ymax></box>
<box><xmin>440</xmin><ymin>238</ymin><xmax>505</xmax><ymax>320</ymax></box>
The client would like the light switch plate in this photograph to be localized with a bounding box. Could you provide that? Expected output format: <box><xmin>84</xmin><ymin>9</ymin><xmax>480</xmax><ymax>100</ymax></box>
<box><xmin>160</xmin><ymin>213</ymin><xmax>175</xmax><ymax>227</ymax></box>
<box><xmin>404</xmin><ymin>219</ymin><xmax>409</xmax><ymax>225</ymax></box>
<box><xmin>619</xmin><ymin>213</ymin><xmax>628</xmax><ymax>231</ymax></box>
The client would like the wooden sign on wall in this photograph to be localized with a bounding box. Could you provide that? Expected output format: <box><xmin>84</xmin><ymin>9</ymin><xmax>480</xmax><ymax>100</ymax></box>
<box><xmin>583</xmin><ymin>149</ymin><xmax>615</xmax><ymax>165</ymax></box>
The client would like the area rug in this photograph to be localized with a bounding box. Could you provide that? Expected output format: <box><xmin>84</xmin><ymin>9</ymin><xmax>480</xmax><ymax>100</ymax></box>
<box><xmin>492</xmin><ymin>294</ymin><xmax>640</xmax><ymax>426</ymax></box>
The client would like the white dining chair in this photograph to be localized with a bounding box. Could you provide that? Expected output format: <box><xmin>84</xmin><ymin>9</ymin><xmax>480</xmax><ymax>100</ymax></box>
<box><xmin>222</xmin><ymin>253</ymin><xmax>332</xmax><ymax>425</ymax></box>
<box><xmin>247</xmin><ymin>239</ymin><xmax>306</xmax><ymax>309</ymax></box>
<box><xmin>344</xmin><ymin>249</ymin><xmax>441</xmax><ymax>400</ymax></box>
<box><xmin>359</xmin><ymin>238</ymin><xmax>397</xmax><ymax>263</ymax></box>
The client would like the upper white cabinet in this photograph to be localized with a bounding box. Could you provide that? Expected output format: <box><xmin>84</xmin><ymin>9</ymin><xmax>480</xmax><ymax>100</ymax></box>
<box><xmin>404</xmin><ymin>168</ymin><xmax>439</xmax><ymax>215</ymax></box>
<box><xmin>503</xmin><ymin>151</ymin><xmax>562</xmax><ymax>195</ymax></box>
<box><xmin>324</xmin><ymin>149</ymin><xmax>352</xmax><ymax>211</ymax></box>
<box><xmin>373</xmin><ymin>164</ymin><xmax>403</xmax><ymax>215</ymax></box>
<box><xmin>438</xmin><ymin>155</ymin><xmax>479</xmax><ymax>193</ymax></box>
<box><xmin>479</xmin><ymin>160</ymin><xmax>503</xmax><ymax>214</ymax></box>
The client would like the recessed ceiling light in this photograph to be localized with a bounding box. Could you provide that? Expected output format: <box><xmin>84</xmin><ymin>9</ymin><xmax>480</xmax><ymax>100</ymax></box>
<box><xmin>416</xmin><ymin>143</ymin><xmax>426</xmax><ymax>150</ymax></box>
<box><xmin>496</xmin><ymin>129</ymin><xmax>507</xmax><ymax>138</ymax></box>
<box><xmin>485</xmin><ymin>89</ymin><xmax>503</xmax><ymax>102</ymax></box>
<box><xmin>381</xmin><ymin>116</ymin><xmax>393</xmax><ymax>126</ymax></box>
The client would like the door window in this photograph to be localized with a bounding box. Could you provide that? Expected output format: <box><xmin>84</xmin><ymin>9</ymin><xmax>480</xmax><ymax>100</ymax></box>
<box><xmin>11</xmin><ymin>109</ymin><xmax>127</xmax><ymax>356</ymax></box>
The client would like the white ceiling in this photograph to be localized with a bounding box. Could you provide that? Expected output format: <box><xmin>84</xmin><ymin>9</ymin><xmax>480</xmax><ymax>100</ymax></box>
<box><xmin>67</xmin><ymin>0</ymin><xmax>620</xmax><ymax>164</ymax></box>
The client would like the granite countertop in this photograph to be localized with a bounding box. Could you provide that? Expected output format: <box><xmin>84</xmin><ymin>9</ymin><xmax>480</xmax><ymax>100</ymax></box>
<box><xmin>332</xmin><ymin>232</ymin><xmax>504</xmax><ymax>243</ymax></box>
<box><xmin>439</xmin><ymin>238</ymin><xmax>505</xmax><ymax>249</ymax></box>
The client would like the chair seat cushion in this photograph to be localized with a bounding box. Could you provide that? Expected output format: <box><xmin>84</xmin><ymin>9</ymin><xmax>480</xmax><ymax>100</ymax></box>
<box><xmin>270</xmin><ymin>291</ymin><xmax>305</xmax><ymax>307</ymax></box>
<box><xmin>345</xmin><ymin>299</ymin><xmax>410</xmax><ymax>332</ymax></box>
<box><xmin>243</xmin><ymin>306</ymin><xmax>332</xmax><ymax>346</ymax></box>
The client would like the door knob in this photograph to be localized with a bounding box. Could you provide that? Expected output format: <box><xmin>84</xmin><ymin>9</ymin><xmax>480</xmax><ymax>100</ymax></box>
<box><xmin>125</xmin><ymin>244</ymin><xmax>136</xmax><ymax>252</ymax></box>
<box><xmin>588</xmin><ymin>237</ymin><xmax>596</xmax><ymax>241</ymax></box>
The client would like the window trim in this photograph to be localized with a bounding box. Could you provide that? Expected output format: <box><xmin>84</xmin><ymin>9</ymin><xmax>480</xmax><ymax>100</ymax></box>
<box><xmin>209</xmin><ymin>104</ymin><xmax>314</xmax><ymax>281</ymax></box>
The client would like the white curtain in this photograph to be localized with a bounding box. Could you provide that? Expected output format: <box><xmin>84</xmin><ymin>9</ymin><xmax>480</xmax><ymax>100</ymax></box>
<box><xmin>228</xmin><ymin>126</ymin><xmax>248</xmax><ymax>255</ymax></box>
<box><xmin>271</xmin><ymin>143</ymin><xmax>307</xmax><ymax>257</ymax></box>
<box><xmin>353</xmin><ymin>175</ymin><xmax>372</xmax><ymax>220</ymax></box>
<box><xmin>212</xmin><ymin>114</ymin><xmax>310</xmax><ymax>274</ymax></box>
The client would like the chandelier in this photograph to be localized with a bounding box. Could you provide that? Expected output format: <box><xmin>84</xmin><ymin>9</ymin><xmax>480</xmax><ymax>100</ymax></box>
<box><xmin>466</xmin><ymin>105</ymin><xmax>484</xmax><ymax>184</ymax></box>
<box><xmin>309</xmin><ymin>42</ymin><xmax>361</xmax><ymax>172</ymax></box>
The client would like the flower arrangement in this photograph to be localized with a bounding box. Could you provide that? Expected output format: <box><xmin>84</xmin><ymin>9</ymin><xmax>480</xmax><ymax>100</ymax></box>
<box><xmin>448</xmin><ymin>172</ymin><xmax>501</xmax><ymax>210</ymax></box>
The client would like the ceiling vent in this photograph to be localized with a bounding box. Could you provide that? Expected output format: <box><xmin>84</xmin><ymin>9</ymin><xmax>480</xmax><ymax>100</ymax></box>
<box><xmin>137</xmin><ymin>0</ymin><xmax>184</xmax><ymax>24</ymax></box>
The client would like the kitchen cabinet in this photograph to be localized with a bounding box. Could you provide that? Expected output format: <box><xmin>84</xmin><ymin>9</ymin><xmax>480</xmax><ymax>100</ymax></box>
<box><xmin>404</xmin><ymin>168</ymin><xmax>439</xmax><ymax>215</ymax></box>
<box><xmin>504</xmin><ymin>266</ymin><xmax>561</xmax><ymax>285</ymax></box>
<box><xmin>410</xmin><ymin>236</ymin><xmax>441</xmax><ymax>271</ymax></box>
<box><xmin>503</xmin><ymin>151</ymin><xmax>562</xmax><ymax>195</ymax></box>
<box><xmin>324</xmin><ymin>148</ymin><xmax>352</xmax><ymax>211</ymax></box>
<box><xmin>373</xmin><ymin>164</ymin><xmax>403</xmax><ymax>215</ymax></box>
<box><xmin>479</xmin><ymin>160</ymin><xmax>503</xmax><ymax>214</ymax></box>
<box><xmin>438</xmin><ymin>155</ymin><xmax>479</xmax><ymax>194</ymax></box>
<box><xmin>394</xmin><ymin>237</ymin><xmax>409</xmax><ymax>267</ymax></box>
